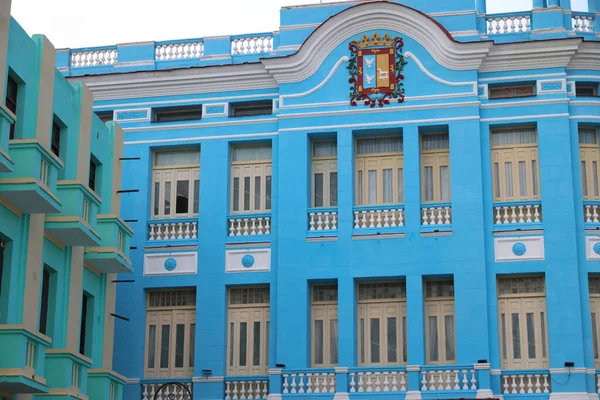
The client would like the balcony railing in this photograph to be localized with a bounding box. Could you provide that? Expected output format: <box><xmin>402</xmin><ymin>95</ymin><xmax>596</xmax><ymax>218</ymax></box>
<box><xmin>487</xmin><ymin>12</ymin><xmax>531</xmax><ymax>35</ymax></box>
<box><xmin>308</xmin><ymin>208</ymin><xmax>338</xmax><ymax>235</ymax></box>
<box><xmin>282</xmin><ymin>369</ymin><xmax>336</xmax><ymax>394</ymax></box>
<box><xmin>349</xmin><ymin>367</ymin><xmax>407</xmax><ymax>392</ymax></box>
<box><xmin>141</xmin><ymin>380</ymin><xmax>193</xmax><ymax>400</ymax></box>
<box><xmin>420</xmin><ymin>366</ymin><xmax>477</xmax><ymax>391</ymax></box>
<box><xmin>421</xmin><ymin>202</ymin><xmax>452</xmax><ymax>230</ymax></box>
<box><xmin>155</xmin><ymin>39</ymin><xmax>204</xmax><ymax>61</ymax></box>
<box><xmin>231</xmin><ymin>34</ymin><xmax>274</xmax><ymax>55</ymax></box>
<box><xmin>70</xmin><ymin>46</ymin><xmax>118</xmax><ymax>68</ymax></box>
<box><xmin>148</xmin><ymin>218</ymin><xmax>198</xmax><ymax>241</ymax></box>
<box><xmin>501</xmin><ymin>370</ymin><xmax>551</xmax><ymax>394</ymax></box>
<box><xmin>493</xmin><ymin>201</ymin><xmax>542</xmax><ymax>229</ymax></box>
<box><xmin>224</xmin><ymin>376</ymin><xmax>268</xmax><ymax>400</ymax></box>
<box><xmin>353</xmin><ymin>205</ymin><xmax>405</xmax><ymax>233</ymax></box>
<box><xmin>584</xmin><ymin>202</ymin><xmax>600</xmax><ymax>227</ymax></box>
<box><xmin>228</xmin><ymin>213</ymin><xmax>271</xmax><ymax>237</ymax></box>
<box><xmin>572</xmin><ymin>13</ymin><xmax>594</xmax><ymax>33</ymax></box>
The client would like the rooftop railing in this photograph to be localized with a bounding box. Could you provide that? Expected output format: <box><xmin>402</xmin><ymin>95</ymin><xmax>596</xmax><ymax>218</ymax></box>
<box><xmin>486</xmin><ymin>12</ymin><xmax>532</xmax><ymax>35</ymax></box>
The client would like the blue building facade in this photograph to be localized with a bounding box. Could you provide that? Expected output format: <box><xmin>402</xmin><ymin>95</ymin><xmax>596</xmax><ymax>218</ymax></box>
<box><xmin>57</xmin><ymin>0</ymin><xmax>600</xmax><ymax>399</ymax></box>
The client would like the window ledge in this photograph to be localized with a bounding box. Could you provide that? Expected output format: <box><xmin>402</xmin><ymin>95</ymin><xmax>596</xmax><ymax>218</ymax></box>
<box><xmin>493</xmin><ymin>225</ymin><xmax>544</xmax><ymax>235</ymax></box>
<box><xmin>307</xmin><ymin>236</ymin><xmax>338</xmax><ymax>242</ymax></box>
<box><xmin>420</xmin><ymin>231</ymin><xmax>453</xmax><ymax>237</ymax></box>
<box><xmin>352</xmin><ymin>232</ymin><xmax>406</xmax><ymax>240</ymax></box>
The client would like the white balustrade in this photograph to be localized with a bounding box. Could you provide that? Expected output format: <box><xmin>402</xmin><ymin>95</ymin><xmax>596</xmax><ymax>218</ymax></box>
<box><xmin>225</xmin><ymin>380</ymin><xmax>268</xmax><ymax>400</ymax></box>
<box><xmin>308</xmin><ymin>211</ymin><xmax>338</xmax><ymax>231</ymax></box>
<box><xmin>572</xmin><ymin>15</ymin><xmax>594</xmax><ymax>33</ymax></box>
<box><xmin>156</xmin><ymin>42</ymin><xmax>204</xmax><ymax>61</ymax></box>
<box><xmin>141</xmin><ymin>382</ymin><xmax>193</xmax><ymax>400</ymax></box>
<box><xmin>354</xmin><ymin>208</ymin><xmax>404</xmax><ymax>229</ymax></box>
<box><xmin>421</xmin><ymin>369</ymin><xmax>477</xmax><ymax>391</ymax></box>
<box><xmin>421</xmin><ymin>206</ymin><xmax>452</xmax><ymax>226</ymax></box>
<box><xmin>71</xmin><ymin>49</ymin><xmax>117</xmax><ymax>68</ymax></box>
<box><xmin>228</xmin><ymin>217</ymin><xmax>271</xmax><ymax>236</ymax></box>
<box><xmin>487</xmin><ymin>15</ymin><xmax>531</xmax><ymax>34</ymax></box>
<box><xmin>494</xmin><ymin>204</ymin><xmax>541</xmax><ymax>225</ymax></box>
<box><xmin>585</xmin><ymin>204</ymin><xmax>600</xmax><ymax>223</ymax></box>
<box><xmin>148</xmin><ymin>221</ymin><xmax>198</xmax><ymax>240</ymax></box>
<box><xmin>231</xmin><ymin>36</ymin><xmax>273</xmax><ymax>55</ymax></box>
<box><xmin>282</xmin><ymin>372</ymin><xmax>336</xmax><ymax>394</ymax></box>
<box><xmin>349</xmin><ymin>371</ymin><xmax>407</xmax><ymax>392</ymax></box>
<box><xmin>502</xmin><ymin>373</ymin><xmax>550</xmax><ymax>394</ymax></box>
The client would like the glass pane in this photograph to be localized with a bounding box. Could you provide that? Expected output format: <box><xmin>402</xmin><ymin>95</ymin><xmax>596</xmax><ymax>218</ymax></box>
<box><xmin>244</xmin><ymin>177</ymin><xmax>250</xmax><ymax>211</ymax></box>
<box><xmin>424</xmin><ymin>166</ymin><xmax>433</xmax><ymax>202</ymax></box>
<box><xmin>370</xmin><ymin>318</ymin><xmax>380</xmax><ymax>363</ymax></box>
<box><xmin>160</xmin><ymin>325</ymin><xmax>170</xmax><ymax>368</ymax></box>
<box><xmin>330</xmin><ymin>319</ymin><xmax>338</xmax><ymax>364</ymax></box>
<box><xmin>594</xmin><ymin>161</ymin><xmax>599</xmax><ymax>197</ymax></box>
<box><xmin>155</xmin><ymin>150</ymin><xmax>200</xmax><ymax>166</ymax></box>
<box><xmin>147</xmin><ymin>325</ymin><xmax>156</xmax><ymax>368</ymax></box>
<box><xmin>501</xmin><ymin>314</ymin><xmax>507</xmax><ymax>360</ymax></box>
<box><xmin>239</xmin><ymin>322</ymin><xmax>247</xmax><ymax>366</ymax></box>
<box><xmin>512</xmin><ymin>313</ymin><xmax>521</xmax><ymax>359</ymax></box>
<box><xmin>193</xmin><ymin>180</ymin><xmax>199</xmax><ymax>214</ymax></box>
<box><xmin>428</xmin><ymin>316</ymin><xmax>438</xmax><ymax>362</ymax></box>
<box><xmin>314</xmin><ymin>173</ymin><xmax>324</xmax><ymax>207</ymax></box>
<box><xmin>233</xmin><ymin>146</ymin><xmax>272</xmax><ymax>161</ymax></box>
<box><xmin>368</xmin><ymin>170</ymin><xmax>377</xmax><ymax>205</ymax></box>
<box><xmin>229</xmin><ymin>323</ymin><xmax>234</xmax><ymax>366</ymax></box>
<box><xmin>266</xmin><ymin>176</ymin><xmax>272</xmax><ymax>210</ymax></box>
<box><xmin>504</xmin><ymin>162</ymin><xmax>513</xmax><ymax>198</ymax></box>
<box><xmin>518</xmin><ymin>161</ymin><xmax>527</xmax><ymax>197</ymax></box>
<box><xmin>387</xmin><ymin>317</ymin><xmax>397</xmax><ymax>363</ymax></box>
<box><xmin>189</xmin><ymin>324</ymin><xmax>195</xmax><ymax>368</ymax></box>
<box><xmin>383</xmin><ymin>169</ymin><xmax>392</xmax><ymax>203</ymax></box>
<box><xmin>254</xmin><ymin>176</ymin><xmax>261</xmax><ymax>211</ymax></box>
<box><xmin>580</xmin><ymin>129</ymin><xmax>597</xmax><ymax>144</ymax></box>
<box><xmin>593</xmin><ymin>313</ymin><xmax>599</xmax><ymax>359</ymax></box>
<box><xmin>493</xmin><ymin>163</ymin><xmax>500</xmax><ymax>199</ymax></box>
<box><xmin>330</xmin><ymin>172</ymin><xmax>338</xmax><ymax>207</ymax></box>
<box><xmin>314</xmin><ymin>319</ymin><xmax>323</xmax><ymax>364</ymax></box>
<box><xmin>154</xmin><ymin>183</ymin><xmax>160</xmax><ymax>216</ymax></box>
<box><xmin>357</xmin><ymin>137</ymin><xmax>403</xmax><ymax>154</ymax></box>
<box><xmin>398</xmin><ymin>168</ymin><xmax>404</xmax><ymax>203</ymax></box>
<box><xmin>582</xmin><ymin>161</ymin><xmax>589</xmax><ymax>197</ymax></box>
<box><xmin>491</xmin><ymin>128</ymin><xmax>536</xmax><ymax>146</ymax></box>
<box><xmin>176</xmin><ymin>181</ymin><xmax>189</xmax><ymax>214</ymax></box>
<box><xmin>422</xmin><ymin>133</ymin><xmax>449</xmax><ymax>150</ymax></box>
<box><xmin>526</xmin><ymin>312</ymin><xmax>536</xmax><ymax>359</ymax></box>
<box><xmin>233</xmin><ymin>178</ymin><xmax>240</xmax><ymax>211</ymax></box>
<box><xmin>253</xmin><ymin>321</ymin><xmax>261</xmax><ymax>366</ymax></box>
<box><xmin>532</xmin><ymin>160</ymin><xmax>538</xmax><ymax>197</ymax></box>
<box><xmin>440</xmin><ymin>166</ymin><xmax>449</xmax><ymax>202</ymax></box>
<box><xmin>445</xmin><ymin>315</ymin><xmax>455</xmax><ymax>361</ymax></box>
<box><xmin>358</xmin><ymin>171</ymin><xmax>363</xmax><ymax>205</ymax></box>
<box><xmin>314</xmin><ymin>141</ymin><xmax>337</xmax><ymax>157</ymax></box>
<box><xmin>541</xmin><ymin>312</ymin><xmax>547</xmax><ymax>358</ymax></box>
<box><xmin>164</xmin><ymin>182</ymin><xmax>171</xmax><ymax>215</ymax></box>
<box><xmin>175</xmin><ymin>324</ymin><xmax>185</xmax><ymax>368</ymax></box>
<box><xmin>360</xmin><ymin>318</ymin><xmax>365</xmax><ymax>363</ymax></box>
<box><xmin>402</xmin><ymin>316</ymin><xmax>407</xmax><ymax>363</ymax></box>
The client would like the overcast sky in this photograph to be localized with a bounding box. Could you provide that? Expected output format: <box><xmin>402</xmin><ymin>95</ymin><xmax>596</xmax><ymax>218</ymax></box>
<box><xmin>10</xmin><ymin>0</ymin><xmax>590</xmax><ymax>49</ymax></box>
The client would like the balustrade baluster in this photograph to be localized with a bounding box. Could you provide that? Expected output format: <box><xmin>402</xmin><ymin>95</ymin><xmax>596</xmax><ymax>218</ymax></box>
<box><xmin>542</xmin><ymin>375</ymin><xmax>549</xmax><ymax>393</ymax></box>
<box><xmin>358</xmin><ymin>373</ymin><xmax>365</xmax><ymax>392</ymax></box>
<box><xmin>282</xmin><ymin>374</ymin><xmax>289</xmax><ymax>393</ymax></box>
<box><xmin>350</xmin><ymin>373</ymin><xmax>356</xmax><ymax>392</ymax></box>
<box><xmin>519</xmin><ymin>375</ymin><xmax>525</xmax><ymax>394</ymax></box>
<box><xmin>366</xmin><ymin>372</ymin><xmax>373</xmax><ymax>392</ymax></box>
<box><xmin>375</xmin><ymin>372</ymin><xmax>382</xmax><ymax>392</ymax></box>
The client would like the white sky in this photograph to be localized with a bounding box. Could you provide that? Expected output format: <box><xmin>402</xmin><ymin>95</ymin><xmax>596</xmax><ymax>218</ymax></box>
<box><xmin>10</xmin><ymin>0</ymin><xmax>590</xmax><ymax>49</ymax></box>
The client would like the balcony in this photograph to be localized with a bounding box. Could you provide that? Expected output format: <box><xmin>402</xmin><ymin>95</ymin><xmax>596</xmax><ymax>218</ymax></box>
<box><xmin>44</xmin><ymin>182</ymin><xmax>101</xmax><ymax>246</ymax></box>
<box><xmin>584</xmin><ymin>201</ymin><xmax>600</xmax><ymax>229</ymax></box>
<box><xmin>0</xmin><ymin>104</ymin><xmax>15</xmax><ymax>173</ymax></box>
<box><xmin>353</xmin><ymin>205</ymin><xmax>405</xmax><ymax>236</ymax></box>
<box><xmin>493</xmin><ymin>201</ymin><xmax>542</xmax><ymax>231</ymax></box>
<box><xmin>227</xmin><ymin>213</ymin><xmax>271</xmax><ymax>243</ymax></box>
<box><xmin>44</xmin><ymin>349</ymin><xmax>92</xmax><ymax>399</ymax></box>
<box><xmin>0</xmin><ymin>139</ymin><xmax>62</xmax><ymax>213</ymax></box>
<box><xmin>88</xmin><ymin>369</ymin><xmax>126</xmax><ymax>400</ymax></box>
<box><xmin>141</xmin><ymin>379</ymin><xmax>193</xmax><ymax>400</ymax></box>
<box><xmin>308</xmin><ymin>208</ymin><xmax>338</xmax><ymax>238</ymax></box>
<box><xmin>0</xmin><ymin>325</ymin><xmax>51</xmax><ymax>394</ymax></box>
<box><xmin>421</xmin><ymin>202</ymin><xmax>452</xmax><ymax>232</ymax></box>
<box><xmin>572</xmin><ymin>12</ymin><xmax>595</xmax><ymax>34</ymax></box>
<box><xmin>500</xmin><ymin>370</ymin><xmax>550</xmax><ymax>395</ymax></box>
<box><xmin>225</xmin><ymin>376</ymin><xmax>269</xmax><ymax>400</ymax></box>
<box><xmin>147</xmin><ymin>217</ymin><xmax>198</xmax><ymax>244</ymax></box>
<box><xmin>486</xmin><ymin>12</ymin><xmax>531</xmax><ymax>35</ymax></box>
<box><xmin>84</xmin><ymin>215</ymin><xmax>134</xmax><ymax>273</ymax></box>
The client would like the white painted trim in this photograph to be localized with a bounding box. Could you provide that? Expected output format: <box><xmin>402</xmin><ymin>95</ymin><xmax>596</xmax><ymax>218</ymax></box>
<box><xmin>122</xmin><ymin>117</ymin><xmax>277</xmax><ymax>132</ymax></box>
<box><xmin>124</xmin><ymin>132</ymin><xmax>278</xmax><ymax>145</ymax></box>
<box><xmin>117</xmin><ymin>41</ymin><xmax>155</xmax><ymax>47</ymax></box>
<box><xmin>127</xmin><ymin>378</ymin><xmax>140</xmax><ymax>384</ymax></box>
<box><xmin>549</xmin><ymin>392</ymin><xmax>593</xmax><ymax>400</ymax></box>
<box><xmin>406</xmin><ymin>365</ymin><xmax>421</xmax><ymax>372</ymax></box>
<box><xmin>537</xmin><ymin>78</ymin><xmax>567</xmax><ymax>94</ymax></box>
<box><xmin>570</xmin><ymin>101</ymin><xmax>600</xmax><ymax>106</ymax></box>
<box><xmin>279</xmin><ymin>56</ymin><xmax>349</xmax><ymax>106</ymax></box>
<box><xmin>479</xmin><ymin>84</ymin><xmax>488</xmax><ymax>100</ymax></box>
<box><xmin>279</xmin><ymin>23</ymin><xmax>321</xmax><ymax>31</ymax></box>
<box><xmin>192</xmin><ymin>376</ymin><xmax>225</xmax><ymax>383</ymax></box>
<box><xmin>114</xmin><ymin>60</ymin><xmax>155</xmax><ymax>68</ymax></box>
<box><xmin>334</xmin><ymin>367</ymin><xmax>349</xmax><ymax>373</ymax></box>
<box><xmin>567</xmin><ymin>82</ymin><xmax>576</xmax><ymax>96</ymax></box>
<box><xmin>404</xmin><ymin>51</ymin><xmax>477</xmax><ymax>94</ymax></box>
<box><xmin>480</xmin><ymin>113</ymin><xmax>570</xmax><ymax>122</ymax></box>
<box><xmin>333</xmin><ymin>394</ymin><xmax>350</xmax><ymax>400</ymax></box>
<box><xmin>268</xmin><ymin>368</ymin><xmax>283</xmax><ymax>375</ymax></box>
<box><xmin>480</xmin><ymin>98</ymin><xmax>569</xmax><ymax>109</ymax></box>
<box><xmin>428</xmin><ymin>10</ymin><xmax>477</xmax><ymax>17</ymax></box>
<box><xmin>405</xmin><ymin>391</ymin><xmax>422</xmax><ymax>400</ymax></box>
<box><xmin>568</xmin><ymin>75</ymin><xmax>600</xmax><ymax>80</ymax></box>
<box><xmin>202</xmin><ymin>103</ymin><xmax>228</xmax><ymax>118</ymax></box>
<box><xmin>586</xmin><ymin>368</ymin><xmax>597</xmax><ymax>374</ymax></box>
<box><xmin>200</xmin><ymin>54</ymin><xmax>232</xmax><ymax>61</ymax></box>
<box><xmin>588</xmin><ymin>394</ymin><xmax>599</xmax><ymax>400</ymax></box>
<box><xmin>570</xmin><ymin>115</ymin><xmax>600</xmax><ymax>121</ymax></box>
<box><xmin>490</xmin><ymin>369</ymin><xmax>502</xmax><ymax>376</ymax></box>
<box><xmin>93</xmin><ymin>93</ymin><xmax>279</xmax><ymax>110</ymax></box>
<box><xmin>451</xmin><ymin>30</ymin><xmax>480</xmax><ymax>37</ymax></box>
<box><xmin>531</xmin><ymin>28</ymin><xmax>568</xmax><ymax>34</ymax></box>
<box><xmin>549</xmin><ymin>367</ymin><xmax>587</xmax><ymax>374</ymax></box>
<box><xmin>267</xmin><ymin>395</ymin><xmax>283</xmax><ymax>400</ymax></box>
<box><xmin>276</xmin><ymin>45</ymin><xmax>301</xmax><ymax>51</ymax></box>
<box><xmin>114</xmin><ymin>108</ymin><xmax>151</xmax><ymax>122</ymax></box>
<box><xmin>476</xmin><ymin>389</ymin><xmax>495</xmax><ymax>399</ymax></box>
<box><xmin>479</xmin><ymin>73</ymin><xmax>566</xmax><ymax>82</ymax></box>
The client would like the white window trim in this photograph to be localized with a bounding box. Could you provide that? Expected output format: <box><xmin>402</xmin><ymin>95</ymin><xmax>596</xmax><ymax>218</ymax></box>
<box><xmin>230</xmin><ymin>146</ymin><xmax>272</xmax><ymax>214</ymax></box>
<box><xmin>421</xmin><ymin>132</ymin><xmax>451</xmax><ymax>203</ymax></box>
<box><xmin>311</xmin><ymin>140</ymin><xmax>338</xmax><ymax>208</ymax></box>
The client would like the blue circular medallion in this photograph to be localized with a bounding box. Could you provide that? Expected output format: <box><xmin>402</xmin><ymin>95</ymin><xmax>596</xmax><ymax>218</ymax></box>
<box><xmin>594</xmin><ymin>243</ymin><xmax>600</xmax><ymax>255</ymax></box>
<box><xmin>512</xmin><ymin>242</ymin><xmax>526</xmax><ymax>256</ymax></box>
<box><xmin>164</xmin><ymin>257</ymin><xmax>177</xmax><ymax>271</ymax></box>
<box><xmin>241</xmin><ymin>255</ymin><xmax>255</xmax><ymax>268</ymax></box>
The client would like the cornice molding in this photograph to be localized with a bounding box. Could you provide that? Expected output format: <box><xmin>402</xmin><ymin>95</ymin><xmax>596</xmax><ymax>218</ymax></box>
<box><xmin>568</xmin><ymin>42</ymin><xmax>600</xmax><ymax>70</ymax></box>
<box><xmin>261</xmin><ymin>1</ymin><xmax>493</xmax><ymax>83</ymax></box>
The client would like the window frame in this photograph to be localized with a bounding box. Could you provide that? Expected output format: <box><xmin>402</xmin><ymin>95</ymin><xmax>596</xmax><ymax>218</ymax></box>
<box><xmin>230</xmin><ymin>144</ymin><xmax>272</xmax><ymax>214</ymax></box>
<box><xmin>311</xmin><ymin>284</ymin><xmax>339</xmax><ymax>368</ymax></box>
<box><xmin>89</xmin><ymin>159</ymin><xmax>98</xmax><ymax>192</ymax></box>
<box><xmin>230</xmin><ymin>100</ymin><xmax>273</xmax><ymax>117</ymax></box>
<box><xmin>95</xmin><ymin>111</ymin><xmax>114</xmax><ymax>123</ymax></box>
<box><xmin>424</xmin><ymin>279</ymin><xmax>456</xmax><ymax>365</ymax></box>
<box><xmin>311</xmin><ymin>140</ymin><xmax>338</xmax><ymax>208</ymax></box>
<box><xmin>153</xmin><ymin>107</ymin><xmax>203</xmax><ymax>123</ymax></box>
<box><xmin>590</xmin><ymin>276</ymin><xmax>600</xmax><ymax>368</ymax></box>
<box><xmin>575</xmin><ymin>83</ymin><xmax>598</xmax><ymax>97</ymax></box>
<box><xmin>420</xmin><ymin>132</ymin><xmax>451</xmax><ymax>203</ymax></box>
<box><xmin>5</xmin><ymin>75</ymin><xmax>18</xmax><ymax>140</ymax></box>
<box><xmin>488</xmin><ymin>84</ymin><xmax>536</xmax><ymax>100</ymax></box>
<box><xmin>579</xmin><ymin>127</ymin><xmax>600</xmax><ymax>200</ymax></box>
<box><xmin>51</xmin><ymin>120</ymin><xmax>61</xmax><ymax>158</ymax></box>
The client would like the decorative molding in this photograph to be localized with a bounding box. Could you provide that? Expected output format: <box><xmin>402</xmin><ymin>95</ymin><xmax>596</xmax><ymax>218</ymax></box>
<box><xmin>479</xmin><ymin>72</ymin><xmax>566</xmax><ymax>82</ymax></box>
<box><xmin>268</xmin><ymin>368</ymin><xmax>283</xmax><ymax>375</ymax></box>
<box><xmin>537</xmin><ymin>78</ymin><xmax>566</xmax><ymax>94</ymax></box>
<box><xmin>123</xmin><ymin>117</ymin><xmax>277</xmax><ymax>133</ymax></box>
<box><xmin>570</xmin><ymin>101</ymin><xmax>600</xmax><ymax>106</ymax></box>
<box><xmin>114</xmin><ymin>108</ymin><xmax>151</xmax><ymax>122</ymax></box>
<box><xmin>405</xmin><ymin>391</ymin><xmax>422</xmax><ymax>400</ymax></box>
<box><xmin>490</xmin><ymin>369</ymin><xmax>502</xmax><ymax>376</ymax></box>
<box><xmin>549</xmin><ymin>368</ymin><xmax>586</xmax><ymax>374</ymax></box>
<box><xmin>478</xmin><ymin>84</ymin><xmax>488</xmax><ymax>99</ymax></box>
<box><xmin>404</xmin><ymin>51</ymin><xmax>477</xmax><ymax>94</ymax></box>
<box><xmin>334</xmin><ymin>367</ymin><xmax>349</xmax><ymax>373</ymax></box>
<box><xmin>481</xmin><ymin>113</ymin><xmax>570</xmax><ymax>122</ymax></box>
<box><xmin>125</xmin><ymin>131</ymin><xmax>278</xmax><ymax>146</ymax></box>
<box><xmin>226</xmin><ymin>248</ymin><xmax>271</xmax><ymax>273</ymax></box>
<box><xmin>202</xmin><ymin>103</ymin><xmax>228</xmax><ymax>118</ymax></box>
<box><xmin>428</xmin><ymin>10</ymin><xmax>477</xmax><ymax>17</ymax></box>
<box><xmin>279</xmin><ymin>23</ymin><xmax>321</xmax><ymax>31</ymax></box>
<box><xmin>586</xmin><ymin>237</ymin><xmax>600</xmax><ymax>260</ymax></box>
<box><xmin>126</xmin><ymin>378</ymin><xmax>140</xmax><ymax>384</ymax></box>
<box><xmin>480</xmin><ymin>98</ymin><xmax>569</xmax><ymax>109</ymax></box>
<box><xmin>549</xmin><ymin>392</ymin><xmax>593</xmax><ymax>400</ymax></box>
<box><xmin>144</xmin><ymin>252</ymin><xmax>197</xmax><ymax>276</ymax></box>
<box><xmin>567</xmin><ymin>82</ymin><xmax>576</xmax><ymax>96</ymax></box>
<box><xmin>406</xmin><ymin>365</ymin><xmax>421</xmax><ymax>372</ymax></box>
<box><xmin>476</xmin><ymin>389</ymin><xmax>495</xmax><ymax>399</ymax></box>
<box><xmin>114</xmin><ymin>60</ymin><xmax>155</xmax><ymax>68</ymax></box>
<box><xmin>570</xmin><ymin>115</ymin><xmax>600</xmax><ymax>121</ymax></box>
<box><xmin>567</xmin><ymin>42</ymin><xmax>600</xmax><ymax>71</ymax></box>
<box><xmin>450</xmin><ymin>30</ymin><xmax>480</xmax><ymax>37</ymax></box>
<box><xmin>333</xmin><ymin>394</ymin><xmax>350</xmax><ymax>400</ymax></box>
<box><xmin>494</xmin><ymin>236</ymin><xmax>545</xmax><ymax>262</ymax></box>
<box><xmin>276</xmin><ymin>45</ymin><xmax>302</xmax><ymax>52</ymax></box>
<box><xmin>192</xmin><ymin>376</ymin><xmax>225</xmax><ymax>383</ymax></box>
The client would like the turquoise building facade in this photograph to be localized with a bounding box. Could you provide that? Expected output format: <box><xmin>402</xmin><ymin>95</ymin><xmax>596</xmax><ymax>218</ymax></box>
<box><xmin>52</xmin><ymin>0</ymin><xmax>600</xmax><ymax>400</ymax></box>
<box><xmin>0</xmin><ymin>1</ymin><xmax>133</xmax><ymax>399</ymax></box>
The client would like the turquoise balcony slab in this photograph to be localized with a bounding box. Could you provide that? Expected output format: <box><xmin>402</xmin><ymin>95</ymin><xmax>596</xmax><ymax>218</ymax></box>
<box><xmin>0</xmin><ymin>139</ymin><xmax>62</xmax><ymax>213</ymax></box>
<box><xmin>45</xmin><ymin>181</ymin><xmax>101</xmax><ymax>246</ymax></box>
<box><xmin>0</xmin><ymin>104</ymin><xmax>15</xmax><ymax>173</ymax></box>
<box><xmin>88</xmin><ymin>369</ymin><xmax>126</xmax><ymax>400</ymax></box>
<box><xmin>0</xmin><ymin>325</ymin><xmax>51</xmax><ymax>394</ymax></box>
<box><xmin>44</xmin><ymin>349</ymin><xmax>92</xmax><ymax>399</ymax></box>
<box><xmin>84</xmin><ymin>215</ymin><xmax>134</xmax><ymax>274</ymax></box>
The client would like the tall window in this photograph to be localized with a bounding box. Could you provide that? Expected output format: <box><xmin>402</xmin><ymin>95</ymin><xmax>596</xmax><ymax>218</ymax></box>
<box><xmin>39</xmin><ymin>266</ymin><xmax>55</xmax><ymax>337</ymax></box>
<box><xmin>230</xmin><ymin>145</ymin><xmax>272</xmax><ymax>214</ymax></box>
<box><xmin>590</xmin><ymin>276</ymin><xmax>600</xmax><ymax>368</ymax></box>
<box><xmin>357</xmin><ymin>282</ymin><xmax>407</xmax><ymax>366</ymax></box>
<box><xmin>5</xmin><ymin>75</ymin><xmax>18</xmax><ymax>139</ymax></box>
<box><xmin>311</xmin><ymin>284</ymin><xmax>338</xmax><ymax>367</ymax></box>
<box><xmin>51</xmin><ymin>120</ymin><xmax>61</xmax><ymax>157</ymax></box>
<box><xmin>145</xmin><ymin>289</ymin><xmax>196</xmax><ymax>378</ymax></box>
<box><xmin>227</xmin><ymin>287</ymin><xmax>270</xmax><ymax>376</ymax></box>
<box><xmin>79</xmin><ymin>293</ymin><xmax>93</xmax><ymax>356</ymax></box>
<box><xmin>151</xmin><ymin>149</ymin><xmax>200</xmax><ymax>219</ymax></box>
<box><xmin>497</xmin><ymin>276</ymin><xmax>548</xmax><ymax>369</ymax></box>
<box><xmin>89</xmin><ymin>159</ymin><xmax>98</xmax><ymax>193</ymax></box>
<box><xmin>491</xmin><ymin>127</ymin><xmax>540</xmax><ymax>202</ymax></box>
<box><xmin>421</xmin><ymin>133</ymin><xmax>451</xmax><ymax>203</ymax></box>
<box><xmin>355</xmin><ymin>136</ymin><xmax>404</xmax><ymax>206</ymax></box>
<box><xmin>579</xmin><ymin>128</ymin><xmax>600</xmax><ymax>200</ymax></box>
<box><xmin>312</xmin><ymin>141</ymin><xmax>338</xmax><ymax>208</ymax></box>
<box><xmin>424</xmin><ymin>279</ymin><xmax>456</xmax><ymax>365</ymax></box>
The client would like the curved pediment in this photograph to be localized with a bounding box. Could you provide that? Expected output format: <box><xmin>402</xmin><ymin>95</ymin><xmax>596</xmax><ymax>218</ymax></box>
<box><xmin>262</xmin><ymin>1</ymin><xmax>492</xmax><ymax>84</ymax></box>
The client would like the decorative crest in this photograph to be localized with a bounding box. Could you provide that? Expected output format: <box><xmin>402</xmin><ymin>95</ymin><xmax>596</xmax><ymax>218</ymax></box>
<box><xmin>354</xmin><ymin>32</ymin><xmax>398</xmax><ymax>48</ymax></box>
